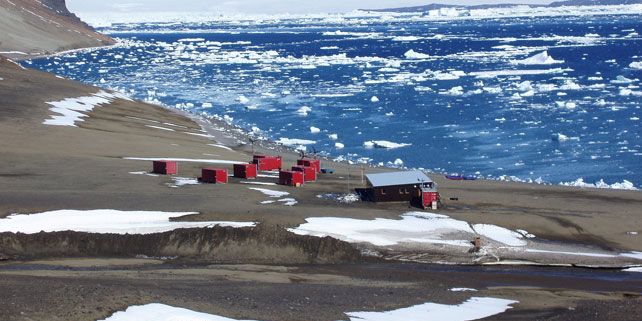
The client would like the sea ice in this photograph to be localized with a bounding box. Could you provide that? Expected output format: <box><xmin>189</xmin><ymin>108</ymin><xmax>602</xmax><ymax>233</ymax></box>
<box><xmin>630</xmin><ymin>61</ymin><xmax>642</xmax><ymax>70</ymax></box>
<box><xmin>510</xmin><ymin>51</ymin><xmax>564</xmax><ymax>65</ymax></box>
<box><xmin>310</xmin><ymin>126</ymin><xmax>321</xmax><ymax>134</ymax></box>
<box><xmin>404</xmin><ymin>49</ymin><xmax>431</xmax><ymax>59</ymax></box>
<box><xmin>363</xmin><ymin>141</ymin><xmax>412</xmax><ymax>149</ymax></box>
<box><xmin>276</xmin><ymin>138</ymin><xmax>316</xmax><ymax>146</ymax></box>
<box><xmin>0</xmin><ymin>210</ymin><xmax>255</xmax><ymax>235</ymax></box>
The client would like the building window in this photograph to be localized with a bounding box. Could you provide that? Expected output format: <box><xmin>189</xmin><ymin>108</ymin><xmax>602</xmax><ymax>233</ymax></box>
<box><xmin>399</xmin><ymin>189</ymin><xmax>403</xmax><ymax>195</ymax></box>
<box><xmin>381</xmin><ymin>189</ymin><xmax>386</xmax><ymax>195</ymax></box>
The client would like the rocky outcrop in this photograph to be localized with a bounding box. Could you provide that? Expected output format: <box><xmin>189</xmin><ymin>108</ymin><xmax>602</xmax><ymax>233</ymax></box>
<box><xmin>0</xmin><ymin>0</ymin><xmax>114</xmax><ymax>59</ymax></box>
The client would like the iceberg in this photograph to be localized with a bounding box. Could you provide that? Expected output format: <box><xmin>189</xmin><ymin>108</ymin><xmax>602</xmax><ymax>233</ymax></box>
<box><xmin>510</xmin><ymin>51</ymin><xmax>564</xmax><ymax>65</ymax></box>
<box><xmin>404</xmin><ymin>49</ymin><xmax>431</xmax><ymax>59</ymax></box>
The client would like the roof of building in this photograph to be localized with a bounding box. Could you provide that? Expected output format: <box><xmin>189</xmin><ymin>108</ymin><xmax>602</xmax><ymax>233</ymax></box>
<box><xmin>366</xmin><ymin>171</ymin><xmax>433</xmax><ymax>188</ymax></box>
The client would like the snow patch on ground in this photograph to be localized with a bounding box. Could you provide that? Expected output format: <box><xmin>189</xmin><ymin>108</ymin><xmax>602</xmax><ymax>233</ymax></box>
<box><xmin>0</xmin><ymin>210</ymin><xmax>255</xmax><ymax>235</ymax></box>
<box><xmin>345</xmin><ymin>297</ymin><xmax>518</xmax><ymax>321</ymax></box>
<box><xmin>99</xmin><ymin>296</ymin><xmax>517</xmax><ymax>321</ymax></box>
<box><xmin>168</xmin><ymin>177</ymin><xmax>200</xmax><ymax>188</ymax></box>
<box><xmin>43</xmin><ymin>91</ymin><xmax>130</xmax><ymax>127</ymax></box>
<box><xmin>450</xmin><ymin>288</ymin><xmax>478</xmax><ymax>292</ymax></box>
<box><xmin>317</xmin><ymin>193</ymin><xmax>360</xmax><ymax>204</ymax></box>
<box><xmin>248</xmin><ymin>187</ymin><xmax>290</xmax><ymax>198</ymax></box>
<box><xmin>288</xmin><ymin>212</ymin><xmax>530</xmax><ymax>248</ymax></box>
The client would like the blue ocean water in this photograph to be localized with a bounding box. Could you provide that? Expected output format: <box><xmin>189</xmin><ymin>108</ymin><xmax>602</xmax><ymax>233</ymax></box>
<box><xmin>26</xmin><ymin>14</ymin><xmax>642</xmax><ymax>188</ymax></box>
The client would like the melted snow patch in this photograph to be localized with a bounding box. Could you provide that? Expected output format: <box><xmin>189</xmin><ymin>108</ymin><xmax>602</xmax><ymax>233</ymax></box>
<box><xmin>0</xmin><ymin>210</ymin><xmax>255</xmax><ymax>235</ymax></box>
<box><xmin>168</xmin><ymin>177</ymin><xmax>200</xmax><ymax>188</ymax></box>
<box><xmin>345</xmin><ymin>297</ymin><xmax>518</xmax><ymax>321</ymax></box>
<box><xmin>99</xmin><ymin>303</ymin><xmax>257</xmax><ymax>321</ymax></box>
<box><xmin>248</xmin><ymin>187</ymin><xmax>290</xmax><ymax>198</ymax></box>
<box><xmin>450</xmin><ymin>288</ymin><xmax>478</xmax><ymax>292</ymax></box>
<box><xmin>43</xmin><ymin>91</ymin><xmax>128</xmax><ymax>127</ymax></box>
<box><xmin>289</xmin><ymin>212</ymin><xmax>530</xmax><ymax>247</ymax></box>
<box><xmin>100</xmin><ymin>297</ymin><xmax>517</xmax><ymax>321</ymax></box>
<box><xmin>623</xmin><ymin>267</ymin><xmax>642</xmax><ymax>273</ymax></box>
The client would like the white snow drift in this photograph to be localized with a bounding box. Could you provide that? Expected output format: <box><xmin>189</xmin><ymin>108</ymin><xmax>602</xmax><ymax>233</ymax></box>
<box><xmin>0</xmin><ymin>210</ymin><xmax>256</xmax><ymax>235</ymax></box>
<box><xmin>99</xmin><ymin>297</ymin><xmax>518</xmax><ymax>321</ymax></box>
<box><xmin>288</xmin><ymin>212</ymin><xmax>532</xmax><ymax>247</ymax></box>
<box><xmin>43</xmin><ymin>90</ymin><xmax>131</xmax><ymax>127</ymax></box>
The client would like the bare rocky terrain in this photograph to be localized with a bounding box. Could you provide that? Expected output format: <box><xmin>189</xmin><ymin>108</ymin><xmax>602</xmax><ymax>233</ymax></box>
<box><xmin>0</xmin><ymin>0</ymin><xmax>113</xmax><ymax>59</ymax></box>
<box><xmin>0</xmin><ymin>1</ymin><xmax>641</xmax><ymax>320</ymax></box>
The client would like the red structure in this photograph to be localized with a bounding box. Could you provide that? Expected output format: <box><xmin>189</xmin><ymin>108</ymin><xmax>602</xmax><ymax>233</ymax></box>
<box><xmin>279</xmin><ymin>170</ymin><xmax>304</xmax><ymax>187</ymax></box>
<box><xmin>153</xmin><ymin>160</ymin><xmax>177</xmax><ymax>175</ymax></box>
<box><xmin>421</xmin><ymin>190</ymin><xmax>441</xmax><ymax>209</ymax></box>
<box><xmin>201</xmin><ymin>168</ymin><xmax>228</xmax><ymax>184</ymax></box>
<box><xmin>291</xmin><ymin>166</ymin><xmax>316</xmax><ymax>182</ymax></box>
<box><xmin>253</xmin><ymin>155</ymin><xmax>282</xmax><ymax>171</ymax></box>
<box><xmin>297</xmin><ymin>158</ymin><xmax>321</xmax><ymax>173</ymax></box>
<box><xmin>234</xmin><ymin>163</ymin><xmax>257</xmax><ymax>179</ymax></box>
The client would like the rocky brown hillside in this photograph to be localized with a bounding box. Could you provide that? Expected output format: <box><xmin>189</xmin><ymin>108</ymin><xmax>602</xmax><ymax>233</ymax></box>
<box><xmin>0</xmin><ymin>0</ymin><xmax>114</xmax><ymax>59</ymax></box>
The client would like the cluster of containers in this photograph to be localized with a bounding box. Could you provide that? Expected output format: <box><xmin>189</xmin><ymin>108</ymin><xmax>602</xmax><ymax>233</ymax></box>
<box><xmin>151</xmin><ymin>154</ymin><xmax>321</xmax><ymax>187</ymax></box>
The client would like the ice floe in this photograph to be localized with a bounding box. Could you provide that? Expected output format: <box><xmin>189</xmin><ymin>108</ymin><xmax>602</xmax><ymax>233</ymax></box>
<box><xmin>510</xmin><ymin>51</ymin><xmax>564</xmax><ymax>65</ymax></box>
<box><xmin>404</xmin><ymin>49</ymin><xmax>431</xmax><ymax>59</ymax></box>
<box><xmin>0</xmin><ymin>210</ymin><xmax>255</xmax><ymax>235</ymax></box>
<box><xmin>630</xmin><ymin>61</ymin><xmax>642</xmax><ymax>70</ymax></box>
<box><xmin>363</xmin><ymin>141</ymin><xmax>412</xmax><ymax>149</ymax></box>
<box><xmin>43</xmin><ymin>91</ymin><xmax>130</xmax><ymax>127</ymax></box>
<box><xmin>559</xmin><ymin>178</ymin><xmax>638</xmax><ymax>191</ymax></box>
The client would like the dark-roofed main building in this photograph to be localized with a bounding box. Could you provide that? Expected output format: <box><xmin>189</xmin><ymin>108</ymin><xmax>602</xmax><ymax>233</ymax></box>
<box><xmin>356</xmin><ymin>171</ymin><xmax>440</xmax><ymax>208</ymax></box>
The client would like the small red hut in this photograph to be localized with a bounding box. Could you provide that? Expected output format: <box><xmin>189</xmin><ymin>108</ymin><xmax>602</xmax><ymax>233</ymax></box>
<box><xmin>291</xmin><ymin>166</ymin><xmax>316</xmax><ymax>182</ymax></box>
<box><xmin>234</xmin><ymin>163</ymin><xmax>258</xmax><ymax>179</ymax></box>
<box><xmin>201</xmin><ymin>168</ymin><xmax>228</xmax><ymax>184</ymax></box>
<box><xmin>253</xmin><ymin>155</ymin><xmax>282</xmax><ymax>171</ymax></box>
<box><xmin>297</xmin><ymin>158</ymin><xmax>321</xmax><ymax>173</ymax></box>
<box><xmin>279</xmin><ymin>170</ymin><xmax>304</xmax><ymax>187</ymax></box>
<box><xmin>153</xmin><ymin>160</ymin><xmax>177</xmax><ymax>175</ymax></box>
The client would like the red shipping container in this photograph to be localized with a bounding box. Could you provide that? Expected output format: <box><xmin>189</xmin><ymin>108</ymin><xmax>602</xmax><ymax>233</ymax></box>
<box><xmin>234</xmin><ymin>163</ymin><xmax>257</xmax><ymax>179</ymax></box>
<box><xmin>153</xmin><ymin>161</ymin><xmax>177</xmax><ymax>175</ymax></box>
<box><xmin>201</xmin><ymin>168</ymin><xmax>228</xmax><ymax>184</ymax></box>
<box><xmin>291</xmin><ymin>166</ymin><xmax>316</xmax><ymax>182</ymax></box>
<box><xmin>279</xmin><ymin>170</ymin><xmax>304</xmax><ymax>187</ymax></box>
<box><xmin>253</xmin><ymin>155</ymin><xmax>282</xmax><ymax>171</ymax></box>
<box><xmin>297</xmin><ymin>158</ymin><xmax>321</xmax><ymax>173</ymax></box>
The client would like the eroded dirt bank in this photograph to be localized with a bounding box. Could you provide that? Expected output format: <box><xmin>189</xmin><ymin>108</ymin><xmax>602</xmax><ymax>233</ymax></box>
<box><xmin>0</xmin><ymin>225</ymin><xmax>361</xmax><ymax>264</ymax></box>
